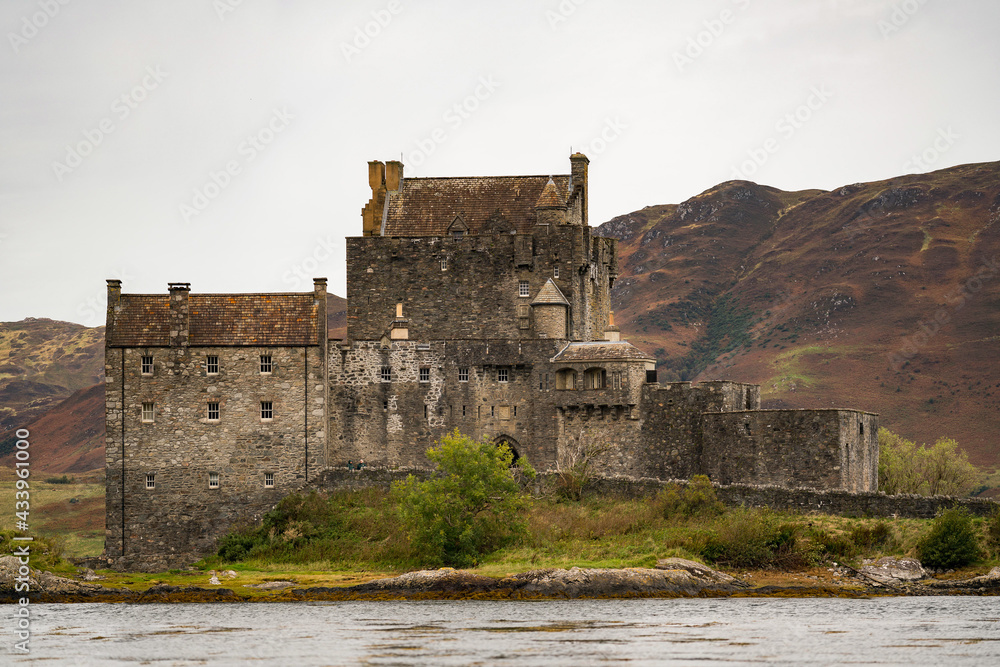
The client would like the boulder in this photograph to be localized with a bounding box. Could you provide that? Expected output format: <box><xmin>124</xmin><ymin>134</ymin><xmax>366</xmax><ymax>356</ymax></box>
<box><xmin>859</xmin><ymin>557</ymin><xmax>927</xmax><ymax>585</ymax></box>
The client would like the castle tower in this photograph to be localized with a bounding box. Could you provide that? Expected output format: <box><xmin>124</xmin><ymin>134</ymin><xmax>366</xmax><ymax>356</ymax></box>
<box><xmin>532</xmin><ymin>279</ymin><xmax>570</xmax><ymax>339</ymax></box>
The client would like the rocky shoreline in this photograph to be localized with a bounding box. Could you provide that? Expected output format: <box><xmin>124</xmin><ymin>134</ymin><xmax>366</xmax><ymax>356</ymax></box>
<box><xmin>3</xmin><ymin>557</ymin><xmax>999</xmax><ymax>603</ymax></box>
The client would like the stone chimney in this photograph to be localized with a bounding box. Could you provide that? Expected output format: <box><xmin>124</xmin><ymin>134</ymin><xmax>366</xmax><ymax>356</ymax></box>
<box><xmin>106</xmin><ymin>279</ymin><xmax>122</xmax><ymax>342</ymax></box>
<box><xmin>167</xmin><ymin>282</ymin><xmax>191</xmax><ymax>348</ymax></box>
<box><xmin>604</xmin><ymin>311</ymin><xmax>621</xmax><ymax>342</ymax></box>
<box><xmin>389</xmin><ymin>303</ymin><xmax>409</xmax><ymax>340</ymax></box>
<box><xmin>569</xmin><ymin>152</ymin><xmax>589</xmax><ymax>226</ymax></box>
<box><xmin>385</xmin><ymin>160</ymin><xmax>403</xmax><ymax>191</ymax></box>
<box><xmin>314</xmin><ymin>277</ymin><xmax>328</xmax><ymax>348</ymax></box>
<box><xmin>362</xmin><ymin>161</ymin><xmax>387</xmax><ymax>237</ymax></box>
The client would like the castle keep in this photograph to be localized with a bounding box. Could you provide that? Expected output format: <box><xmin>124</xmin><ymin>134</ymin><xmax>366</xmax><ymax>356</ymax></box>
<box><xmin>104</xmin><ymin>154</ymin><xmax>878</xmax><ymax>569</ymax></box>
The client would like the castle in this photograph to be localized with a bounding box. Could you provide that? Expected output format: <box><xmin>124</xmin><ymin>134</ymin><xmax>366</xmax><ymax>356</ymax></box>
<box><xmin>104</xmin><ymin>154</ymin><xmax>878</xmax><ymax>570</ymax></box>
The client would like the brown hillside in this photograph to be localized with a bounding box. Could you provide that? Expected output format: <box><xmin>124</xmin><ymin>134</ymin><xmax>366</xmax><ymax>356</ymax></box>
<box><xmin>0</xmin><ymin>383</ymin><xmax>105</xmax><ymax>474</ymax></box>
<box><xmin>328</xmin><ymin>293</ymin><xmax>347</xmax><ymax>339</ymax></box>
<box><xmin>599</xmin><ymin>161</ymin><xmax>1000</xmax><ymax>469</ymax></box>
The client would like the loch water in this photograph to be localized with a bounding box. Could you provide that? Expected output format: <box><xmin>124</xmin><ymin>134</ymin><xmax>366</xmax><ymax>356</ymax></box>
<box><xmin>11</xmin><ymin>596</ymin><xmax>1000</xmax><ymax>666</ymax></box>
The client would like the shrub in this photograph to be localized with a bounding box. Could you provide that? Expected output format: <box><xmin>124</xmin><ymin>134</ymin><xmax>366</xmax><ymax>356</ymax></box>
<box><xmin>699</xmin><ymin>508</ymin><xmax>811</xmax><ymax>569</ymax></box>
<box><xmin>659</xmin><ymin>475</ymin><xmax>724</xmax><ymax>518</ymax></box>
<box><xmin>850</xmin><ymin>521</ymin><xmax>893</xmax><ymax>551</ymax></box>
<box><xmin>917</xmin><ymin>507</ymin><xmax>981</xmax><ymax>570</ymax></box>
<box><xmin>808</xmin><ymin>527</ymin><xmax>857</xmax><ymax>560</ymax></box>
<box><xmin>986</xmin><ymin>509</ymin><xmax>1000</xmax><ymax>557</ymax></box>
<box><xmin>392</xmin><ymin>430</ymin><xmax>536</xmax><ymax>567</ymax></box>
<box><xmin>45</xmin><ymin>475</ymin><xmax>74</xmax><ymax>484</ymax></box>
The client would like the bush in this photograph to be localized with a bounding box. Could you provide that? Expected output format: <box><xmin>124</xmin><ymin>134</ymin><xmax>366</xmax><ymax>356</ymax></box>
<box><xmin>985</xmin><ymin>509</ymin><xmax>1000</xmax><ymax>557</ymax></box>
<box><xmin>917</xmin><ymin>507</ymin><xmax>981</xmax><ymax>570</ymax></box>
<box><xmin>808</xmin><ymin>527</ymin><xmax>858</xmax><ymax>560</ymax></box>
<box><xmin>658</xmin><ymin>475</ymin><xmax>724</xmax><ymax>518</ymax></box>
<box><xmin>850</xmin><ymin>521</ymin><xmax>893</xmax><ymax>551</ymax></box>
<box><xmin>699</xmin><ymin>508</ymin><xmax>812</xmax><ymax>569</ymax></box>
<box><xmin>45</xmin><ymin>475</ymin><xmax>74</xmax><ymax>484</ymax></box>
<box><xmin>392</xmin><ymin>430</ymin><xmax>535</xmax><ymax>567</ymax></box>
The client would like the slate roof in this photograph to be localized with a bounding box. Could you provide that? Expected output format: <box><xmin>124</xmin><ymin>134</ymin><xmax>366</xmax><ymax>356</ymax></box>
<box><xmin>382</xmin><ymin>175</ymin><xmax>570</xmax><ymax>236</ymax></box>
<box><xmin>531</xmin><ymin>279</ymin><xmax>570</xmax><ymax>306</ymax></box>
<box><xmin>108</xmin><ymin>293</ymin><xmax>320</xmax><ymax>347</ymax></box>
<box><xmin>551</xmin><ymin>341</ymin><xmax>655</xmax><ymax>363</ymax></box>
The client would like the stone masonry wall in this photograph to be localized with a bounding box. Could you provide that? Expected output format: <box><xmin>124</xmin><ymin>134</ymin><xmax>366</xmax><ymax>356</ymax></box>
<box><xmin>701</xmin><ymin>409</ymin><xmax>879</xmax><ymax>492</ymax></box>
<box><xmin>105</xmin><ymin>344</ymin><xmax>324</xmax><ymax>570</ymax></box>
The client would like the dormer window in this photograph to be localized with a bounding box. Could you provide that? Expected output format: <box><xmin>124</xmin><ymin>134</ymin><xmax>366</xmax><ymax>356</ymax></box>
<box><xmin>453</xmin><ymin>230</ymin><xmax>463</xmax><ymax>240</ymax></box>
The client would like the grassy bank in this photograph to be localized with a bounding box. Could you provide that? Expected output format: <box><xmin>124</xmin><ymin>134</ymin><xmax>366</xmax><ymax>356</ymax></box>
<box><xmin>202</xmin><ymin>484</ymin><xmax>1000</xmax><ymax>580</ymax></box>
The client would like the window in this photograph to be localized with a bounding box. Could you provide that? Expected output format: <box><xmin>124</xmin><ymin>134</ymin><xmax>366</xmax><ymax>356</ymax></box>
<box><xmin>424</xmin><ymin>404</ymin><xmax>428</xmax><ymax>419</ymax></box>
<box><xmin>141</xmin><ymin>355</ymin><xmax>153</xmax><ymax>375</ymax></box>
<box><xmin>584</xmin><ymin>368</ymin><xmax>607</xmax><ymax>390</ymax></box>
<box><xmin>517</xmin><ymin>304</ymin><xmax>531</xmax><ymax>330</ymax></box>
<box><xmin>462</xmin><ymin>405</ymin><xmax>466</xmax><ymax>417</ymax></box>
<box><xmin>209</xmin><ymin>472</ymin><xmax>219</xmax><ymax>489</ymax></box>
<box><xmin>260</xmin><ymin>401</ymin><xmax>273</xmax><ymax>420</ymax></box>
<box><xmin>380</xmin><ymin>366</ymin><xmax>391</xmax><ymax>382</ymax></box>
<box><xmin>206</xmin><ymin>355</ymin><xmax>219</xmax><ymax>374</ymax></box>
<box><xmin>145</xmin><ymin>473</ymin><xmax>155</xmax><ymax>489</ymax></box>
<box><xmin>518</xmin><ymin>280</ymin><xmax>530</xmax><ymax>297</ymax></box>
<box><xmin>453</xmin><ymin>230</ymin><xmax>463</xmax><ymax>240</ymax></box>
<box><xmin>553</xmin><ymin>267</ymin><xmax>559</xmax><ymax>278</ymax></box>
<box><xmin>141</xmin><ymin>402</ymin><xmax>155</xmax><ymax>422</ymax></box>
<box><xmin>260</xmin><ymin>355</ymin><xmax>273</xmax><ymax>374</ymax></box>
<box><xmin>491</xmin><ymin>405</ymin><xmax>495</xmax><ymax>417</ymax></box>
<box><xmin>498</xmin><ymin>368</ymin><xmax>509</xmax><ymax>383</ymax></box>
<box><xmin>646</xmin><ymin>369</ymin><xmax>658</xmax><ymax>384</ymax></box>
<box><xmin>458</xmin><ymin>367</ymin><xmax>469</xmax><ymax>382</ymax></box>
<box><xmin>207</xmin><ymin>402</ymin><xmax>220</xmax><ymax>421</ymax></box>
<box><xmin>555</xmin><ymin>369</ymin><xmax>577</xmax><ymax>390</ymax></box>
<box><xmin>264</xmin><ymin>472</ymin><xmax>274</xmax><ymax>488</ymax></box>
<box><xmin>441</xmin><ymin>257</ymin><xmax>448</xmax><ymax>271</ymax></box>
<box><xmin>419</xmin><ymin>367</ymin><xmax>430</xmax><ymax>383</ymax></box>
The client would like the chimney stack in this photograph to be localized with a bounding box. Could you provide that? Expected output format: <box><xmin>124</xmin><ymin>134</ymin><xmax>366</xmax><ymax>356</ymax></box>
<box><xmin>389</xmin><ymin>302</ymin><xmax>409</xmax><ymax>340</ymax></box>
<box><xmin>385</xmin><ymin>160</ymin><xmax>403</xmax><ymax>191</ymax></box>
<box><xmin>167</xmin><ymin>282</ymin><xmax>191</xmax><ymax>348</ymax></box>
<box><xmin>569</xmin><ymin>152</ymin><xmax>589</xmax><ymax>226</ymax></box>
<box><xmin>604</xmin><ymin>311</ymin><xmax>621</xmax><ymax>342</ymax></box>
<box><xmin>314</xmin><ymin>277</ymin><xmax>328</xmax><ymax>347</ymax></box>
<box><xmin>106</xmin><ymin>279</ymin><xmax>122</xmax><ymax>341</ymax></box>
<box><xmin>363</xmin><ymin>161</ymin><xmax>387</xmax><ymax>237</ymax></box>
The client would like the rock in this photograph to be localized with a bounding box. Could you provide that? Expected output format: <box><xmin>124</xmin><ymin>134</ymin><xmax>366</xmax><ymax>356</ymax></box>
<box><xmin>223</xmin><ymin>570</ymin><xmax>238</xmax><ymax>579</ymax></box>
<box><xmin>78</xmin><ymin>568</ymin><xmax>106</xmax><ymax>582</ymax></box>
<box><xmin>859</xmin><ymin>557</ymin><xmax>927</xmax><ymax>585</ymax></box>
<box><xmin>208</xmin><ymin>575</ymin><xmax>221</xmax><ymax>585</ymax></box>
<box><xmin>246</xmin><ymin>581</ymin><xmax>295</xmax><ymax>590</ymax></box>
<box><xmin>655</xmin><ymin>558</ymin><xmax>748</xmax><ymax>587</ymax></box>
<box><xmin>0</xmin><ymin>556</ymin><xmax>106</xmax><ymax>597</ymax></box>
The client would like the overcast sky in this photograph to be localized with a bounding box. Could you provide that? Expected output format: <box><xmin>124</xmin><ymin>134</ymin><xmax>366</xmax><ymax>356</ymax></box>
<box><xmin>2</xmin><ymin>0</ymin><xmax>998</xmax><ymax>326</ymax></box>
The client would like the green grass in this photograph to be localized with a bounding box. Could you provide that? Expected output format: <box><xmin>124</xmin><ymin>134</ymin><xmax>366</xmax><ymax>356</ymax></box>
<box><xmin>0</xmin><ymin>476</ymin><xmax>105</xmax><ymax>559</ymax></box>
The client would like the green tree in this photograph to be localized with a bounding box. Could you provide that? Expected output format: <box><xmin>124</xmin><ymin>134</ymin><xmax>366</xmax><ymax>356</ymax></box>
<box><xmin>918</xmin><ymin>507</ymin><xmax>981</xmax><ymax>570</ymax></box>
<box><xmin>878</xmin><ymin>428</ymin><xmax>980</xmax><ymax>496</ymax></box>
<box><xmin>392</xmin><ymin>430</ymin><xmax>535</xmax><ymax>567</ymax></box>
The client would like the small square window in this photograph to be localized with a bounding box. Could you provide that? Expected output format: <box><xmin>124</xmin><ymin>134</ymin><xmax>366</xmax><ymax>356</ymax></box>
<box><xmin>260</xmin><ymin>401</ymin><xmax>273</xmax><ymax>420</ymax></box>
<box><xmin>145</xmin><ymin>473</ymin><xmax>155</xmax><ymax>489</ymax></box>
<box><xmin>458</xmin><ymin>367</ymin><xmax>469</xmax><ymax>382</ymax></box>
<box><xmin>380</xmin><ymin>366</ymin><xmax>391</xmax><ymax>383</ymax></box>
<box><xmin>206</xmin><ymin>355</ymin><xmax>219</xmax><ymax>374</ymax></box>
<box><xmin>419</xmin><ymin>368</ymin><xmax>430</xmax><ymax>383</ymax></box>
<box><xmin>498</xmin><ymin>368</ymin><xmax>509</xmax><ymax>383</ymax></box>
<box><xmin>141</xmin><ymin>355</ymin><xmax>153</xmax><ymax>375</ymax></box>
<box><xmin>209</xmin><ymin>472</ymin><xmax>219</xmax><ymax>489</ymax></box>
<box><xmin>518</xmin><ymin>280</ymin><xmax>530</xmax><ymax>297</ymax></box>
<box><xmin>260</xmin><ymin>355</ymin><xmax>273</xmax><ymax>374</ymax></box>
<box><xmin>207</xmin><ymin>402</ymin><xmax>220</xmax><ymax>421</ymax></box>
<box><xmin>141</xmin><ymin>402</ymin><xmax>155</xmax><ymax>423</ymax></box>
<box><xmin>264</xmin><ymin>472</ymin><xmax>274</xmax><ymax>488</ymax></box>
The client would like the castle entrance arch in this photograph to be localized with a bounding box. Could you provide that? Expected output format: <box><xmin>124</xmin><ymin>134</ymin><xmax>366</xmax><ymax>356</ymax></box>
<box><xmin>493</xmin><ymin>435</ymin><xmax>521</xmax><ymax>463</ymax></box>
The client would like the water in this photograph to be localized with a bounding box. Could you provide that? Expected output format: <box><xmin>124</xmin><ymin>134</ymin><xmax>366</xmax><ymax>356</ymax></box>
<box><xmin>9</xmin><ymin>597</ymin><xmax>1000</xmax><ymax>666</ymax></box>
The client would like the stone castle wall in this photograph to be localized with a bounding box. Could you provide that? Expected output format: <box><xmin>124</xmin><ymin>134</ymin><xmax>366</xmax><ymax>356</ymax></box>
<box><xmin>105</xmin><ymin>344</ymin><xmax>325</xmax><ymax>570</ymax></box>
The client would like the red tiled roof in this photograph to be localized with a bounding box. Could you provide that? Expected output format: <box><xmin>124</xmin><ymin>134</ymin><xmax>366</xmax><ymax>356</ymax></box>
<box><xmin>108</xmin><ymin>293</ymin><xmax>319</xmax><ymax>347</ymax></box>
<box><xmin>382</xmin><ymin>175</ymin><xmax>570</xmax><ymax>236</ymax></box>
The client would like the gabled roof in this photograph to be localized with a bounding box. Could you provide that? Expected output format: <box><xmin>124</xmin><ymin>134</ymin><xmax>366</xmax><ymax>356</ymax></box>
<box><xmin>382</xmin><ymin>174</ymin><xmax>570</xmax><ymax>236</ymax></box>
<box><xmin>531</xmin><ymin>279</ymin><xmax>569</xmax><ymax>306</ymax></box>
<box><xmin>551</xmin><ymin>341</ymin><xmax>655</xmax><ymax>363</ymax></box>
<box><xmin>108</xmin><ymin>293</ymin><xmax>320</xmax><ymax>347</ymax></box>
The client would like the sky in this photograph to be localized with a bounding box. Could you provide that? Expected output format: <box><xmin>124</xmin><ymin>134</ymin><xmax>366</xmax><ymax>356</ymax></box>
<box><xmin>1</xmin><ymin>0</ymin><xmax>998</xmax><ymax>326</ymax></box>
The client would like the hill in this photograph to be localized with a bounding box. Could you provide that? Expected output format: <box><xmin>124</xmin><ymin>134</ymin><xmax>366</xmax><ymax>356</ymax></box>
<box><xmin>598</xmin><ymin>161</ymin><xmax>1000</xmax><ymax>470</ymax></box>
